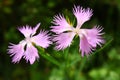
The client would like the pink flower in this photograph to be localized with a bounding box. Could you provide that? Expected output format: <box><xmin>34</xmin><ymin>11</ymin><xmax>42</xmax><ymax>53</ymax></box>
<box><xmin>8</xmin><ymin>23</ymin><xmax>51</xmax><ymax>64</ymax></box>
<box><xmin>51</xmin><ymin>6</ymin><xmax>105</xmax><ymax>56</ymax></box>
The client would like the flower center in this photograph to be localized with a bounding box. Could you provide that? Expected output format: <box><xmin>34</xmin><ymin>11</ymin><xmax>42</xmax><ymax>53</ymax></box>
<box><xmin>73</xmin><ymin>27</ymin><xmax>80</xmax><ymax>34</ymax></box>
<box><xmin>25</xmin><ymin>37</ymin><xmax>32</xmax><ymax>47</ymax></box>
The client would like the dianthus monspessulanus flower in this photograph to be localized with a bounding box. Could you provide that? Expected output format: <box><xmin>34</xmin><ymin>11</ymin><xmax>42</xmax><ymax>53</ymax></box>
<box><xmin>51</xmin><ymin>6</ymin><xmax>105</xmax><ymax>56</ymax></box>
<box><xmin>8</xmin><ymin>23</ymin><xmax>51</xmax><ymax>64</ymax></box>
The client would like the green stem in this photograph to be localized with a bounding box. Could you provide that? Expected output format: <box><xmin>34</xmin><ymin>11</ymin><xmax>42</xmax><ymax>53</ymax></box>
<box><xmin>35</xmin><ymin>45</ymin><xmax>61</xmax><ymax>67</ymax></box>
<box><xmin>64</xmin><ymin>48</ymin><xmax>69</xmax><ymax>68</ymax></box>
<box><xmin>79</xmin><ymin>57</ymin><xmax>86</xmax><ymax>72</ymax></box>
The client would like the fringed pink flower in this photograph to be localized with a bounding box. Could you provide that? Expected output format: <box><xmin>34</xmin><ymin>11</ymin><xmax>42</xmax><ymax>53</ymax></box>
<box><xmin>51</xmin><ymin>5</ymin><xmax>105</xmax><ymax>56</ymax></box>
<box><xmin>8</xmin><ymin>23</ymin><xmax>51</xmax><ymax>64</ymax></box>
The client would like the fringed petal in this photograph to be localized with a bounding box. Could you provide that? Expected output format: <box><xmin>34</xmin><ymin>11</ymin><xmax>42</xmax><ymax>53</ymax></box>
<box><xmin>84</xmin><ymin>25</ymin><xmax>105</xmax><ymax>47</ymax></box>
<box><xmin>79</xmin><ymin>35</ymin><xmax>93</xmax><ymax>57</ymax></box>
<box><xmin>32</xmin><ymin>30</ymin><xmax>52</xmax><ymax>48</ymax></box>
<box><xmin>73</xmin><ymin>5</ymin><xmax>93</xmax><ymax>28</ymax></box>
<box><xmin>53</xmin><ymin>32</ymin><xmax>76</xmax><ymax>50</ymax></box>
<box><xmin>51</xmin><ymin>14</ymin><xmax>72</xmax><ymax>34</ymax></box>
<box><xmin>18</xmin><ymin>23</ymin><xmax>40</xmax><ymax>37</ymax></box>
<box><xmin>8</xmin><ymin>42</ymin><xmax>25</xmax><ymax>63</ymax></box>
<box><xmin>24</xmin><ymin>44</ymin><xmax>39</xmax><ymax>64</ymax></box>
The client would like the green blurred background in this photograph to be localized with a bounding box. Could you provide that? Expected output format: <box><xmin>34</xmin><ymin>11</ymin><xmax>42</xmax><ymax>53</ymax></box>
<box><xmin>0</xmin><ymin>0</ymin><xmax>120</xmax><ymax>80</ymax></box>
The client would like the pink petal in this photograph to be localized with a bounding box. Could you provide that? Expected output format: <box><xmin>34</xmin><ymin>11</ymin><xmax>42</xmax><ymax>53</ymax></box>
<box><xmin>73</xmin><ymin>5</ymin><xmax>93</xmax><ymax>28</ymax></box>
<box><xmin>83</xmin><ymin>26</ymin><xmax>105</xmax><ymax>47</ymax></box>
<box><xmin>18</xmin><ymin>23</ymin><xmax>40</xmax><ymax>37</ymax></box>
<box><xmin>79</xmin><ymin>35</ymin><xmax>93</xmax><ymax>57</ymax></box>
<box><xmin>8</xmin><ymin>43</ymin><xmax>25</xmax><ymax>63</ymax></box>
<box><xmin>18</xmin><ymin>25</ymin><xmax>33</xmax><ymax>37</ymax></box>
<box><xmin>32</xmin><ymin>23</ymin><xmax>40</xmax><ymax>36</ymax></box>
<box><xmin>51</xmin><ymin>14</ymin><xmax>72</xmax><ymax>34</ymax></box>
<box><xmin>32</xmin><ymin>30</ymin><xmax>52</xmax><ymax>48</ymax></box>
<box><xmin>53</xmin><ymin>32</ymin><xmax>76</xmax><ymax>50</ymax></box>
<box><xmin>24</xmin><ymin>44</ymin><xmax>39</xmax><ymax>64</ymax></box>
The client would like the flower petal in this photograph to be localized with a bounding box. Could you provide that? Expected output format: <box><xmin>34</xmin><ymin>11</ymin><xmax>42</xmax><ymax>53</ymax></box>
<box><xmin>8</xmin><ymin>42</ymin><xmax>25</xmax><ymax>63</ymax></box>
<box><xmin>79</xmin><ymin>35</ymin><xmax>93</xmax><ymax>57</ymax></box>
<box><xmin>18</xmin><ymin>23</ymin><xmax>40</xmax><ymax>37</ymax></box>
<box><xmin>32</xmin><ymin>30</ymin><xmax>52</xmax><ymax>48</ymax></box>
<box><xmin>18</xmin><ymin>25</ymin><xmax>33</xmax><ymax>37</ymax></box>
<box><xmin>84</xmin><ymin>26</ymin><xmax>105</xmax><ymax>47</ymax></box>
<box><xmin>32</xmin><ymin>23</ymin><xmax>40</xmax><ymax>36</ymax></box>
<box><xmin>53</xmin><ymin>32</ymin><xmax>76</xmax><ymax>50</ymax></box>
<box><xmin>24</xmin><ymin>44</ymin><xmax>39</xmax><ymax>64</ymax></box>
<box><xmin>73</xmin><ymin>5</ymin><xmax>93</xmax><ymax>28</ymax></box>
<box><xmin>51</xmin><ymin>14</ymin><xmax>72</xmax><ymax>34</ymax></box>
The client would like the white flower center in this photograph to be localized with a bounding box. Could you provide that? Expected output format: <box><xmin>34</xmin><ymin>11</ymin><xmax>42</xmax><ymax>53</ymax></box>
<box><xmin>25</xmin><ymin>37</ymin><xmax>32</xmax><ymax>47</ymax></box>
<box><xmin>73</xmin><ymin>27</ymin><xmax>80</xmax><ymax>35</ymax></box>
<box><xmin>72</xmin><ymin>27</ymin><xmax>87</xmax><ymax>38</ymax></box>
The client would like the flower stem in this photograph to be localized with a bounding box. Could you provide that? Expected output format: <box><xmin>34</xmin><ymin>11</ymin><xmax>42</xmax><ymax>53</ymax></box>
<box><xmin>35</xmin><ymin>45</ymin><xmax>61</xmax><ymax>67</ymax></box>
